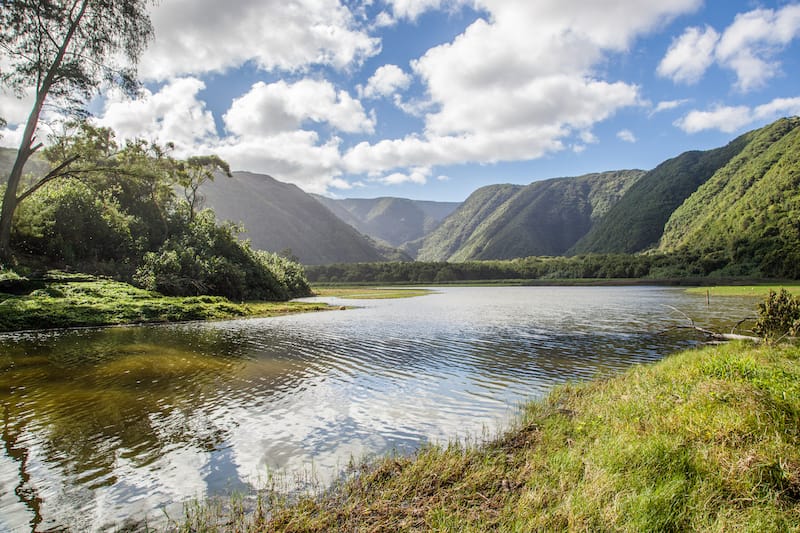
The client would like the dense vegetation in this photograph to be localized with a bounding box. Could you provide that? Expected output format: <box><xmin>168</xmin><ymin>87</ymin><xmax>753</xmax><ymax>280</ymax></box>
<box><xmin>181</xmin><ymin>341</ymin><xmax>800</xmax><ymax>531</ymax></box>
<box><xmin>571</xmin><ymin>132</ymin><xmax>752</xmax><ymax>254</ymax></box>
<box><xmin>305</xmin><ymin>251</ymin><xmax>753</xmax><ymax>284</ymax></box>
<box><xmin>660</xmin><ymin>117</ymin><xmax>800</xmax><ymax>279</ymax></box>
<box><xmin>0</xmin><ymin>271</ymin><xmax>324</xmax><ymax>332</ymax></box>
<box><xmin>415</xmin><ymin>171</ymin><xmax>643</xmax><ymax>262</ymax></box>
<box><xmin>414</xmin><ymin>184</ymin><xmax>523</xmax><ymax>260</ymax></box>
<box><xmin>1</xmin><ymin>125</ymin><xmax>312</xmax><ymax>302</ymax></box>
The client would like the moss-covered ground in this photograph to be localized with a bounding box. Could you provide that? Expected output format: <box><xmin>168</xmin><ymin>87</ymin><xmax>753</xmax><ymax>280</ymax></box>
<box><xmin>0</xmin><ymin>273</ymin><xmax>329</xmax><ymax>332</ymax></box>
<box><xmin>178</xmin><ymin>341</ymin><xmax>800</xmax><ymax>532</ymax></box>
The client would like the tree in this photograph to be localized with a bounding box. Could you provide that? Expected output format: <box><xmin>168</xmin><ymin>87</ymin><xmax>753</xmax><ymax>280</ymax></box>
<box><xmin>176</xmin><ymin>155</ymin><xmax>232</xmax><ymax>220</ymax></box>
<box><xmin>0</xmin><ymin>0</ymin><xmax>155</xmax><ymax>262</ymax></box>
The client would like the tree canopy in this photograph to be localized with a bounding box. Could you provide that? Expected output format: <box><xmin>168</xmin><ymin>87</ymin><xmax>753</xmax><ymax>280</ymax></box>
<box><xmin>0</xmin><ymin>0</ymin><xmax>155</xmax><ymax>261</ymax></box>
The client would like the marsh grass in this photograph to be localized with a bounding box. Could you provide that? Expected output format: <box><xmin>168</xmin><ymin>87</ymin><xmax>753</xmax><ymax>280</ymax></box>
<box><xmin>0</xmin><ymin>273</ymin><xmax>330</xmax><ymax>332</ymax></box>
<box><xmin>179</xmin><ymin>342</ymin><xmax>800</xmax><ymax>532</ymax></box>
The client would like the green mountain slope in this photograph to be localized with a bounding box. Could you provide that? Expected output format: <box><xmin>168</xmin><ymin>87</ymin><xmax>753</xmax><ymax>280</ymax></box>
<box><xmin>570</xmin><ymin>134</ymin><xmax>752</xmax><ymax>255</ymax></box>
<box><xmin>200</xmin><ymin>171</ymin><xmax>399</xmax><ymax>265</ymax></box>
<box><xmin>312</xmin><ymin>195</ymin><xmax>460</xmax><ymax>246</ymax></box>
<box><xmin>416</xmin><ymin>171</ymin><xmax>642</xmax><ymax>262</ymax></box>
<box><xmin>450</xmin><ymin>170</ymin><xmax>643</xmax><ymax>261</ymax></box>
<box><xmin>415</xmin><ymin>184</ymin><xmax>523</xmax><ymax>261</ymax></box>
<box><xmin>659</xmin><ymin>116</ymin><xmax>800</xmax><ymax>277</ymax></box>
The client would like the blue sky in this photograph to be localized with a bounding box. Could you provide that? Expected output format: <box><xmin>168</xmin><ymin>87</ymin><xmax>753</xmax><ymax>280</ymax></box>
<box><xmin>2</xmin><ymin>0</ymin><xmax>800</xmax><ymax>202</ymax></box>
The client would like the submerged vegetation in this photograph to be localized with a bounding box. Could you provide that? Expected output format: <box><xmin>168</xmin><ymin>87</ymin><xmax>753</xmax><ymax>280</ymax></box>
<box><xmin>178</xmin><ymin>342</ymin><xmax>800</xmax><ymax>532</ymax></box>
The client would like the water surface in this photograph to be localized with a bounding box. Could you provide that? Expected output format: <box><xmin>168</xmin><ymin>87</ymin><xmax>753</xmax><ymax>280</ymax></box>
<box><xmin>0</xmin><ymin>286</ymin><xmax>757</xmax><ymax>531</ymax></box>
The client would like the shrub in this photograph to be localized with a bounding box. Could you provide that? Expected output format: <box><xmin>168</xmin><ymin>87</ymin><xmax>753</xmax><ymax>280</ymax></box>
<box><xmin>134</xmin><ymin>210</ymin><xmax>311</xmax><ymax>301</ymax></box>
<box><xmin>754</xmin><ymin>289</ymin><xmax>800</xmax><ymax>341</ymax></box>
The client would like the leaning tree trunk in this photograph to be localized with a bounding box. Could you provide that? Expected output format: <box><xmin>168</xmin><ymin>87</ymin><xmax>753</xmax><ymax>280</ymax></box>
<box><xmin>0</xmin><ymin>1</ymin><xmax>88</xmax><ymax>263</ymax></box>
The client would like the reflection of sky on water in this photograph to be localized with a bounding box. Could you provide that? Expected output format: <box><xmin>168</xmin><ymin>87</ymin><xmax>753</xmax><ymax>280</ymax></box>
<box><xmin>0</xmin><ymin>287</ymin><xmax>758</xmax><ymax>531</ymax></box>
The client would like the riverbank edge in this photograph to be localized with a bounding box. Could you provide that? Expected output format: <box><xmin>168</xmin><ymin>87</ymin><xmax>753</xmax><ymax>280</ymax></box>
<box><xmin>0</xmin><ymin>276</ymin><xmax>334</xmax><ymax>334</ymax></box>
<box><xmin>179</xmin><ymin>341</ymin><xmax>800</xmax><ymax>532</ymax></box>
<box><xmin>313</xmin><ymin>277</ymin><xmax>799</xmax><ymax>288</ymax></box>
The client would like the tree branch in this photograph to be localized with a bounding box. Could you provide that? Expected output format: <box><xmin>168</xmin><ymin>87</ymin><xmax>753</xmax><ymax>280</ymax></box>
<box><xmin>15</xmin><ymin>154</ymin><xmax>80</xmax><ymax>204</ymax></box>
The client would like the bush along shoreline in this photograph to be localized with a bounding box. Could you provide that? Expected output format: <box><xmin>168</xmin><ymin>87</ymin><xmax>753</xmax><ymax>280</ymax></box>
<box><xmin>176</xmin><ymin>340</ymin><xmax>800</xmax><ymax>532</ymax></box>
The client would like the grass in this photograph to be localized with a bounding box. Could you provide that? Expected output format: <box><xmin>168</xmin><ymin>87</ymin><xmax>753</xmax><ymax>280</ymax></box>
<box><xmin>174</xmin><ymin>341</ymin><xmax>800</xmax><ymax>532</ymax></box>
<box><xmin>686</xmin><ymin>284</ymin><xmax>800</xmax><ymax>298</ymax></box>
<box><xmin>313</xmin><ymin>287</ymin><xmax>434</xmax><ymax>299</ymax></box>
<box><xmin>0</xmin><ymin>274</ymin><xmax>330</xmax><ymax>332</ymax></box>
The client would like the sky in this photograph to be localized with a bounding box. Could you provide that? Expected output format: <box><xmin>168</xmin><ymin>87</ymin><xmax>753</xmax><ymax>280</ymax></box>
<box><xmin>2</xmin><ymin>0</ymin><xmax>800</xmax><ymax>202</ymax></box>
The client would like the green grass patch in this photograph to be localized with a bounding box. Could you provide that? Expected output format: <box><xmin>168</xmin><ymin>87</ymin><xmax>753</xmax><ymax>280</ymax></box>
<box><xmin>686</xmin><ymin>284</ymin><xmax>800</xmax><ymax>298</ymax></box>
<box><xmin>313</xmin><ymin>287</ymin><xmax>434</xmax><ymax>299</ymax></box>
<box><xmin>177</xmin><ymin>342</ymin><xmax>800</xmax><ymax>531</ymax></box>
<box><xmin>0</xmin><ymin>273</ymin><xmax>330</xmax><ymax>332</ymax></box>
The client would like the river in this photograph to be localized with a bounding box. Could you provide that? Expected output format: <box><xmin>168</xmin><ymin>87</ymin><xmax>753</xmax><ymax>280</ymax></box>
<box><xmin>0</xmin><ymin>286</ymin><xmax>757</xmax><ymax>531</ymax></box>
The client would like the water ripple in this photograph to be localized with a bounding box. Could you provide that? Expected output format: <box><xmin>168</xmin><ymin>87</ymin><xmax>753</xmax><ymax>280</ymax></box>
<box><xmin>0</xmin><ymin>286</ymin><xmax>758</xmax><ymax>531</ymax></box>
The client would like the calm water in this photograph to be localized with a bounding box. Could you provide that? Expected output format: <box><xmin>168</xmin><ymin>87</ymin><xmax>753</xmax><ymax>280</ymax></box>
<box><xmin>0</xmin><ymin>286</ymin><xmax>757</xmax><ymax>531</ymax></box>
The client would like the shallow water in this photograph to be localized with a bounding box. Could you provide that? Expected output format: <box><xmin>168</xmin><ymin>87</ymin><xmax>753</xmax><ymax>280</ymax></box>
<box><xmin>0</xmin><ymin>286</ymin><xmax>757</xmax><ymax>531</ymax></box>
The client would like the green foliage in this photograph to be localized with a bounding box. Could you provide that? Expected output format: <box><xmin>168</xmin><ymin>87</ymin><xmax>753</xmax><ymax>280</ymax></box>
<box><xmin>572</xmin><ymin>134</ymin><xmax>751</xmax><ymax>254</ymax></box>
<box><xmin>416</xmin><ymin>171</ymin><xmax>642</xmax><ymax>262</ymax></box>
<box><xmin>754</xmin><ymin>289</ymin><xmax>800</xmax><ymax>341</ymax></box>
<box><xmin>416</xmin><ymin>184</ymin><xmax>523</xmax><ymax>261</ymax></box>
<box><xmin>13</xmin><ymin>180</ymin><xmax>136</xmax><ymax>264</ymax></box>
<box><xmin>134</xmin><ymin>210</ymin><xmax>311</xmax><ymax>301</ymax></box>
<box><xmin>660</xmin><ymin>117</ymin><xmax>800</xmax><ymax>278</ymax></box>
<box><xmin>6</xmin><ymin>124</ymin><xmax>311</xmax><ymax>302</ymax></box>
<box><xmin>0</xmin><ymin>274</ymin><xmax>325</xmax><ymax>332</ymax></box>
<box><xmin>306</xmin><ymin>254</ymin><xmax>692</xmax><ymax>284</ymax></box>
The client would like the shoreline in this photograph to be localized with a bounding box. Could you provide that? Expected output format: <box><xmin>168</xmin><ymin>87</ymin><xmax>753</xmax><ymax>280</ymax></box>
<box><xmin>0</xmin><ymin>276</ymin><xmax>332</xmax><ymax>334</ymax></box>
<box><xmin>179</xmin><ymin>340</ymin><xmax>800</xmax><ymax>531</ymax></box>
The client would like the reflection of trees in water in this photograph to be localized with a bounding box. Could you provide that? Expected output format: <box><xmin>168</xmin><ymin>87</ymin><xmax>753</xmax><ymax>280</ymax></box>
<box><xmin>0</xmin><ymin>323</ymin><xmax>318</xmax><ymax>524</ymax></box>
<box><xmin>3</xmin><ymin>402</ymin><xmax>43</xmax><ymax>531</ymax></box>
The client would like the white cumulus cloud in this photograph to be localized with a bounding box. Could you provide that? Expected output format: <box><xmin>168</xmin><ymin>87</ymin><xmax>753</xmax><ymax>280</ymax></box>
<box><xmin>716</xmin><ymin>5</ymin><xmax>800</xmax><ymax>92</ymax></box>
<box><xmin>344</xmin><ymin>0</ymin><xmax>699</xmax><ymax>176</ymax></box>
<box><xmin>140</xmin><ymin>0</ymin><xmax>380</xmax><ymax>80</ymax></box>
<box><xmin>223</xmin><ymin>79</ymin><xmax>374</xmax><ymax>137</ymax></box>
<box><xmin>657</xmin><ymin>25</ymin><xmax>719</xmax><ymax>84</ymax></box>
<box><xmin>659</xmin><ymin>4</ymin><xmax>800</xmax><ymax>91</ymax></box>
<box><xmin>675</xmin><ymin>96</ymin><xmax>800</xmax><ymax>133</ymax></box>
<box><xmin>95</xmin><ymin>77</ymin><xmax>218</xmax><ymax>153</ymax></box>
<box><xmin>386</xmin><ymin>0</ymin><xmax>474</xmax><ymax>20</ymax></box>
<box><xmin>360</xmin><ymin>65</ymin><xmax>412</xmax><ymax>99</ymax></box>
<box><xmin>617</xmin><ymin>129</ymin><xmax>637</xmax><ymax>143</ymax></box>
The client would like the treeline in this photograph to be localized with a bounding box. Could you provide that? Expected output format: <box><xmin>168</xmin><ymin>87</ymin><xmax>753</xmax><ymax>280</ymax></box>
<box><xmin>4</xmin><ymin>124</ymin><xmax>310</xmax><ymax>301</ymax></box>
<box><xmin>305</xmin><ymin>251</ymin><xmax>764</xmax><ymax>284</ymax></box>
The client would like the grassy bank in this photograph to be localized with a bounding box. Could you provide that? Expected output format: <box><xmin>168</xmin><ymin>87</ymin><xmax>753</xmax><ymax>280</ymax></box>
<box><xmin>0</xmin><ymin>274</ymin><xmax>330</xmax><ymax>332</ymax></box>
<box><xmin>180</xmin><ymin>342</ymin><xmax>800</xmax><ymax>531</ymax></box>
<box><xmin>313</xmin><ymin>287</ymin><xmax>434</xmax><ymax>299</ymax></box>
<box><xmin>686</xmin><ymin>284</ymin><xmax>800</xmax><ymax>298</ymax></box>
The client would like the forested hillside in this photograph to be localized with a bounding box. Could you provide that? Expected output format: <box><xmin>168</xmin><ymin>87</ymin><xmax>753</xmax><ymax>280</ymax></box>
<box><xmin>415</xmin><ymin>184</ymin><xmax>523</xmax><ymax>261</ymax></box>
<box><xmin>312</xmin><ymin>195</ymin><xmax>459</xmax><ymax>247</ymax></box>
<box><xmin>570</xmin><ymin>134</ymin><xmax>752</xmax><ymax>254</ymax></box>
<box><xmin>659</xmin><ymin>116</ymin><xmax>800</xmax><ymax>278</ymax></box>
<box><xmin>416</xmin><ymin>171</ymin><xmax>642</xmax><ymax>261</ymax></box>
<box><xmin>200</xmin><ymin>172</ymin><xmax>405</xmax><ymax>265</ymax></box>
